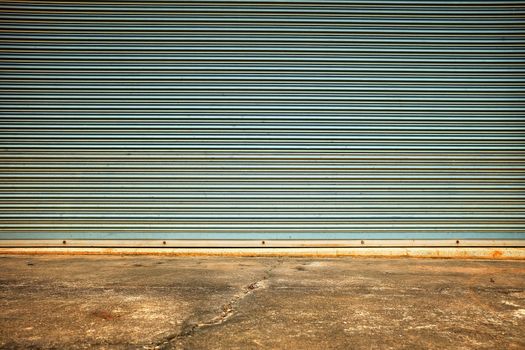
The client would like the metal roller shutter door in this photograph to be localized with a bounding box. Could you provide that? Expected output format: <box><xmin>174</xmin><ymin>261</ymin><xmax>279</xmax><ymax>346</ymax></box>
<box><xmin>1</xmin><ymin>1</ymin><xmax>524</xmax><ymax>247</ymax></box>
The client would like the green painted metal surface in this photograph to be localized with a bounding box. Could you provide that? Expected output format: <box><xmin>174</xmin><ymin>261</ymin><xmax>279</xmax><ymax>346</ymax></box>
<box><xmin>0</xmin><ymin>1</ymin><xmax>524</xmax><ymax>242</ymax></box>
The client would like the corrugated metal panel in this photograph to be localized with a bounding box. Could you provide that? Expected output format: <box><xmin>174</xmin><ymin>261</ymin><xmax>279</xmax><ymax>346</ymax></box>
<box><xmin>0</xmin><ymin>0</ymin><xmax>524</xmax><ymax>243</ymax></box>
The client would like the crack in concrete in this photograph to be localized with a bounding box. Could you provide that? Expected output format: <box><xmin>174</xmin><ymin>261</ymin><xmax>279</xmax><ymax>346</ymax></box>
<box><xmin>152</xmin><ymin>260</ymin><xmax>282</xmax><ymax>350</ymax></box>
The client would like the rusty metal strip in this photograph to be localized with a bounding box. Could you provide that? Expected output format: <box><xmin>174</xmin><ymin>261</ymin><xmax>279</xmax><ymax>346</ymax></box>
<box><xmin>0</xmin><ymin>247</ymin><xmax>524</xmax><ymax>260</ymax></box>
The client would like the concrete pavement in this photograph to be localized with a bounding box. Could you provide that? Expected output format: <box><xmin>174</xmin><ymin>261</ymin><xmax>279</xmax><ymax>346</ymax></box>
<box><xmin>0</xmin><ymin>255</ymin><xmax>524</xmax><ymax>349</ymax></box>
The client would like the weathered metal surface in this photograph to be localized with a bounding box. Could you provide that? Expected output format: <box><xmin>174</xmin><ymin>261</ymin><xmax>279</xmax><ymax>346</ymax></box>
<box><xmin>0</xmin><ymin>1</ymin><xmax>524</xmax><ymax>245</ymax></box>
<box><xmin>0</xmin><ymin>247</ymin><xmax>524</xmax><ymax>260</ymax></box>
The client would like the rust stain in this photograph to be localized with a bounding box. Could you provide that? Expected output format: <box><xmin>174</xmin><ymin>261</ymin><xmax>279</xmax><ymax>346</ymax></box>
<box><xmin>491</xmin><ymin>250</ymin><xmax>504</xmax><ymax>259</ymax></box>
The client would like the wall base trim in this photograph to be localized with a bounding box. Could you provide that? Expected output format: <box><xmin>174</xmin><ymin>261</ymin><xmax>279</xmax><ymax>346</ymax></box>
<box><xmin>1</xmin><ymin>239</ymin><xmax>524</xmax><ymax>248</ymax></box>
<box><xmin>0</xmin><ymin>247</ymin><xmax>524</xmax><ymax>259</ymax></box>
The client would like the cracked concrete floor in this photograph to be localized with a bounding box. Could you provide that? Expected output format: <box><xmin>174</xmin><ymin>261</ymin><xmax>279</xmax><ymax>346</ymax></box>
<box><xmin>0</xmin><ymin>255</ymin><xmax>524</xmax><ymax>349</ymax></box>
